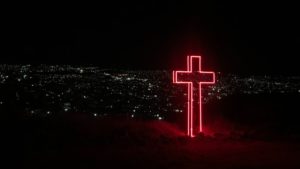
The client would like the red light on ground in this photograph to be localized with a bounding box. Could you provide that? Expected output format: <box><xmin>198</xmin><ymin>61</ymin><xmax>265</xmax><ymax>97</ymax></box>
<box><xmin>173</xmin><ymin>56</ymin><xmax>215</xmax><ymax>137</ymax></box>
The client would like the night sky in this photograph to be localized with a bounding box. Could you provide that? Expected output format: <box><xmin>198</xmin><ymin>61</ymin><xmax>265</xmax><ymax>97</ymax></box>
<box><xmin>3</xmin><ymin>1</ymin><xmax>300</xmax><ymax>74</ymax></box>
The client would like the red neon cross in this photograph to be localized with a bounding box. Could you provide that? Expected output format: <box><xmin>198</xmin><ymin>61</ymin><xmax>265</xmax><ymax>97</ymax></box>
<box><xmin>173</xmin><ymin>56</ymin><xmax>215</xmax><ymax>137</ymax></box>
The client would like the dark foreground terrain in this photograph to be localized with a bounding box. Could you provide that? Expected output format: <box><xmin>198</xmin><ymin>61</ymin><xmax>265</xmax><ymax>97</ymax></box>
<box><xmin>23</xmin><ymin>94</ymin><xmax>300</xmax><ymax>169</ymax></box>
<box><xmin>23</xmin><ymin>117</ymin><xmax>300</xmax><ymax>169</ymax></box>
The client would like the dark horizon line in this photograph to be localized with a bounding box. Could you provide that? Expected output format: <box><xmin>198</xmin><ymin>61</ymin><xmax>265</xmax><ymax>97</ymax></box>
<box><xmin>0</xmin><ymin>64</ymin><xmax>299</xmax><ymax>76</ymax></box>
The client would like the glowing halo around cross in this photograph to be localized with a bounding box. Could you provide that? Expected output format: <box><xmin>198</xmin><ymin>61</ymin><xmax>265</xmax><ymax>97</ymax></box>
<box><xmin>173</xmin><ymin>56</ymin><xmax>215</xmax><ymax>137</ymax></box>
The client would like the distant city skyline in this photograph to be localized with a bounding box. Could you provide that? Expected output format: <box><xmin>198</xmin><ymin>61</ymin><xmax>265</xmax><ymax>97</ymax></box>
<box><xmin>1</xmin><ymin>65</ymin><xmax>299</xmax><ymax>119</ymax></box>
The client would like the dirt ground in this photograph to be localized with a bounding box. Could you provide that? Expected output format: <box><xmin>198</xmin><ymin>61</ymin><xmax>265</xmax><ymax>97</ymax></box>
<box><xmin>23</xmin><ymin>116</ymin><xmax>300</xmax><ymax>169</ymax></box>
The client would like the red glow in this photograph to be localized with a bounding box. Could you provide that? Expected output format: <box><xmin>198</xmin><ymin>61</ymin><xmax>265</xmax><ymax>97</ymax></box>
<box><xmin>173</xmin><ymin>56</ymin><xmax>215</xmax><ymax>137</ymax></box>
